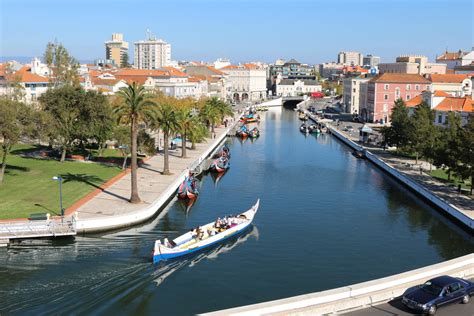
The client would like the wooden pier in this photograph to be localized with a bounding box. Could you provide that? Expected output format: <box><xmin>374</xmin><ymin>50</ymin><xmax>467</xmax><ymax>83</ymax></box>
<box><xmin>0</xmin><ymin>217</ymin><xmax>77</xmax><ymax>246</ymax></box>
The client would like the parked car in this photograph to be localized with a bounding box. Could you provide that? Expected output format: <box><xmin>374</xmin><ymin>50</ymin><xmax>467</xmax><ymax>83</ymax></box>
<box><xmin>402</xmin><ymin>275</ymin><xmax>474</xmax><ymax>315</ymax></box>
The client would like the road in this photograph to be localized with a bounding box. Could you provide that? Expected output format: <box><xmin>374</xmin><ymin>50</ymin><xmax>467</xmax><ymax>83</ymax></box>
<box><xmin>345</xmin><ymin>278</ymin><xmax>474</xmax><ymax>316</ymax></box>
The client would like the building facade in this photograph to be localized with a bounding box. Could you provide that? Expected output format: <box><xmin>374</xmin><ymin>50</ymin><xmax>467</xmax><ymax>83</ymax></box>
<box><xmin>343</xmin><ymin>77</ymin><xmax>370</xmax><ymax>114</ymax></box>
<box><xmin>365</xmin><ymin>73</ymin><xmax>431</xmax><ymax>123</ymax></box>
<box><xmin>134</xmin><ymin>38</ymin><xmax>171</xmax><ymax>69</ymax></box>
<box><xmin>436</xmin><ymin>49</ymin><xmax>474</xmax><ymax>70</ymax></box>
<box><xmin>276</xmin><ymin>79</ymin><xmax>321</xmax><ymax>97</ymax></box>
<box><xmin>429</xmin><ymin>74</ymin><xmax>472</xmax><ymax>97</ymax></box>
<box><xmin>362</xmin><ymin>55</ymin><xmax>380</xmax><ymax>67</ymax></box>
<box><xmin>338</xmin><ymin>51</ymin><xmax>363</xmax><ymax>66</ymax></box>
<box><xmin>378</xmin><ymin>55</ymin><xmax>446</xmax><ymax>75</ymax></box>
<box><xmin>268</xmin><ymin>59</ymin><xmax>316</xmax><ymax>94</ymax></box>
<box><xmin>105</xmin><ymin>33</ymin><xmax>129</xmax><ymax>67</ymax></box>
<box><xmin>221</xmin><ymin>64</ymin><xmax>267</xmax><ymax>102</ymax></box>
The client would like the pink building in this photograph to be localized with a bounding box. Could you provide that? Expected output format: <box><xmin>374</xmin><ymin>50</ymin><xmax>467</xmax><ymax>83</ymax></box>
<box><xmin>364</xmin><ymin>73</ymin><xmax>431</xmax><ymax>123</ymax></box>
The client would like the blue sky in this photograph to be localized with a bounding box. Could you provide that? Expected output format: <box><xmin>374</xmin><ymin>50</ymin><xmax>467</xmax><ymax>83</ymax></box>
<box><xmin>1</xmin><ymin>0</ymin><xmax>473</xmax><ymax>64</ymax></box>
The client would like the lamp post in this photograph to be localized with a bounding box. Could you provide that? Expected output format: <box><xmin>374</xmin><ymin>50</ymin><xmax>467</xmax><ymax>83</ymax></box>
<box><xmin>52</xmin><ymin>176</ymin><xmax>64</xmax><ymax>221</ymax></box>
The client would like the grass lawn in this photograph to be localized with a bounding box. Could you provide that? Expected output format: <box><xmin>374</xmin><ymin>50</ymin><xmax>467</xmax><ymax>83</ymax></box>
<box><xmin>429</xmin><ymin>169</ymin><xmax>472</xmax><ymax>191</ymax></box>
<box><xmin>0</xmin><ymin>145</ymin><xmax>122</xmax><ymax>220</ymax></box>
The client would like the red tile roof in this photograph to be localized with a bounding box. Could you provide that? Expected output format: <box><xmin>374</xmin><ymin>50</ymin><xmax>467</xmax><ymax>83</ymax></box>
<box><xmin>405</xmin><ymin>95</ymin><xmax>423</xmax><ymax>107</ymax></box>
<box><xmin>434</xmin><ymin>96</ymin><xmax>472</xmax><ymax>112</ymax></box>
<box><xmin>369</xmin><ymin>73</ymin><xmax>431</xmax><ymax>84</ymax></box>
<box><xmin>433</xmin><ymin>90</ymin><xmax>451</xmax><ymax>97</ymax></box>
<box><xmin>430</xmin><ymin>74</ymin><xmax>469</xmax><ymax>83</ymax></box>
<box><xmin>162</xmin><ymin>67</ymin><xmax>188</xmax><ymax>77</ymax></box>
<box><xmin>436</xmin><ymin>51</ymin><xmax>466</xmax><ymax>61</ymax></box>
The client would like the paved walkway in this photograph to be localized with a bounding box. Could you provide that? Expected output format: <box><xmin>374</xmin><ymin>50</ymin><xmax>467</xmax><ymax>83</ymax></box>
<box><xmin>71</xmin><ymin>126</ymin><xmax>229</xmax><ymax>221</ymax></box>
<box><xmin>329</xmin><ymin>123</ymin><xmax>474</xmax><ymax>220</ymax></box>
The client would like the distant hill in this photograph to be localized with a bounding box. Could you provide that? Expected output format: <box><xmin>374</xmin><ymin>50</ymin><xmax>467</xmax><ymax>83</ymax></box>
<box><xmin>0</xmin><ymin>56</ymin><xmax>34</xmax><ymax>63</ymax></box>
<box><xmin>1</xmin><ymin>56</ymin><xmax>95</xmax><ymax>64</ymax></box>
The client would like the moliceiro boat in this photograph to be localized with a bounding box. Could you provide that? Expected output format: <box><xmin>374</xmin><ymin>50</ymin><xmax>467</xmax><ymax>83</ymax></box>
<box><xmin>153</xmin><ymin>199</ymin><xmax>260</xmax><ymax>263</ymax></box>
<box><xmin>177</xmin><ymin>173</ymin><xmax>199</xmax><ymax>199</ymax></box>
<box><xmin>236</xmin><ymin>125</ymin><xmax>249</xmax><ymax>138</ymax></box>
<box><xmin>209</xmin><ymin>156</ymin><xmax>230</xmax><ymax>173</ymax></box>
<box><xmin>248</xmin><ymin>127</ymin><xmax>260</xmax><ymax>138</ymax></box>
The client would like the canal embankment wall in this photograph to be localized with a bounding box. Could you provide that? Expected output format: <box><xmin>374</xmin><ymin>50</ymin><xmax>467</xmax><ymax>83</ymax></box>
<box><xmin>75</xmin><ymin>125</ymin><xmax>232</xmax><ymax>233</ymax></box>
<box><xmin>311</xmin><ymin>116</ymin><xmax>473</xmax><ymax>231</ymax></box>
<box><xmin>203</xmin><ymin>253</ymin><xmax>474</xmax><ymax>316</ymax></box>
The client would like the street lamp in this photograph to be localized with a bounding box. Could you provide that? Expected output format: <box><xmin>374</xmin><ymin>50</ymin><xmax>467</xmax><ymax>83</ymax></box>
<box><xmin>52</xmin><ymin>176</ymin><xmax>64</xmax><ymax>220</ymax></box>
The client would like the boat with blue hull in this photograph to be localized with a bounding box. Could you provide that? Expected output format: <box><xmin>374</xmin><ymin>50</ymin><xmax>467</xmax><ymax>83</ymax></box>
<box><xmin>209</xmin><ymin>156</ymin><xmax>230</xmax><ymax>173</ymax></box>
<box><xmin>153</xmin><ymin>199</ymin><xmax>259</xmax><ymax>263</ymax></box>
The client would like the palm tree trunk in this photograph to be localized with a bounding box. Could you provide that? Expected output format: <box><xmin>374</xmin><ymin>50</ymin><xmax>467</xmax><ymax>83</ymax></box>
<box><xmin>163</xmin><ymin>132</ymin><xmax>170</xmax><ymax>175</ymax></box>
<box><xmin>181</xmin><ymin>130</ymin><xmax>187</xmax><ymax>158</ymax></box>
<box><xmin>0</xmin><ymin>147</ymin><xmax>8</xmax><ymax>183</ymax></box>
<box><xmin>130</xmin><ymin>117</ymin><xmax>141</xmax><ymax>203</ymax></box>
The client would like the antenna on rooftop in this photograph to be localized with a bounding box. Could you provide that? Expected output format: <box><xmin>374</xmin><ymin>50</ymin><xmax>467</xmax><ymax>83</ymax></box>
<box><xmin>146</xmin><ymin>29</ymin><xmax>151</xmax><ymax>40</ymax></box>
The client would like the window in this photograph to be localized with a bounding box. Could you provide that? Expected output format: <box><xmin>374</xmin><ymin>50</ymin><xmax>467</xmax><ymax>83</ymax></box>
<box><xmin>406</xmin><ymin>95</ymin><xmax>411</xmax><ymax>100</ymax></box>
<box><xmin>384</xmin><ymin>84</ymin><xmax>389</xmax><ymax>90</ymax></box>
<box><xmin>353</xmin><ymin>88</ymin><xmax>356</xmax><ymax>93</ymax></box>
<box><xmin>415</xmin><ymin>84</ymin><xmax>420</xmax><ymax>90</ymax></box>
<box><xmin>395</xmin><ymin>88</ymin><xmax>400</xmax><ymax>98</ymax></box>
<box><xmin>426</xmin><ymin>85</ymin><xmax>431</xmax><ymax>91</ymax></box>
<box><xmin>384</xmin><ymin>94</ymin><xmax>389</xmax><ymax>100</ymax></box>
<box><xmin>383</xmin><ymin>104</ymin><xmax>388</xmax><ymax>112</ymax></box>
<box><xmin>406</xmin><ymin>84</ymin><xmax>411</xmax><ymax>90</ymax></box>
<box><xmin>438</xmin><ymin>115</ymin><xmax>442</xmax><ymax>123</ymax></box>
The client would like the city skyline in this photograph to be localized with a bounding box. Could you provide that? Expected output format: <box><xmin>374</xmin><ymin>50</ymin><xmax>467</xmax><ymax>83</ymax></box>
<box><xmin>1</xmin><ymin>0</ymin><xmax>473</xmax><ymax>65</ymax></box>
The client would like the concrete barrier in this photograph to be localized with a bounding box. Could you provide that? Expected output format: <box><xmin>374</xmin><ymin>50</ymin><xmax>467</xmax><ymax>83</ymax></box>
<box><xmin>203</xmin><ymin>253</ymin><xmax>474</xmax><ymax>316</ymax></box>
<box><xmin>75</xmin><ymin>125</ymin><xmax>233</xmax><ymax>233</ymax></box>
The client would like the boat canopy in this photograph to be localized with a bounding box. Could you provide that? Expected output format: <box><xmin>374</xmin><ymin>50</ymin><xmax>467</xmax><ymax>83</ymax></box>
<box><xmin>360</xmin><ymin>125</ymin><xmax>374</xmax><ymax>134</ymax></box>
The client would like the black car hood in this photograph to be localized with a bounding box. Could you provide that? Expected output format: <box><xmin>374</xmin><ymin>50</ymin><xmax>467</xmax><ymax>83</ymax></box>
<box><xmin>405</xmin><ymin>289</ymin><xmax>437</xmax><ymax>304</ymax></box>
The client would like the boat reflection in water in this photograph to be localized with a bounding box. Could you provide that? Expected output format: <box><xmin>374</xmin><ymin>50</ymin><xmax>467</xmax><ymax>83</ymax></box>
<box><xmin>151</xmin><ymin>225</ymin><xmax>259</xmax><ymax>287</ymax></box>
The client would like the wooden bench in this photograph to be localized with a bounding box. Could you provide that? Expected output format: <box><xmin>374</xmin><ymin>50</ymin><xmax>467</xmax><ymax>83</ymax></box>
<box><xmin>28</xmin><ymin>213</ymin><xmax>48</xmax><ymax>221</ymax></box>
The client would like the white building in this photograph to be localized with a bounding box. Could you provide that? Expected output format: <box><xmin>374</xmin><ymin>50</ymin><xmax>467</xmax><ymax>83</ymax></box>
<box><xmin>134</xmin><ymin>38</ymin><xmax>171</xmax><ymax>69</ymax></box>
<box><xmin>429</xmin><ymin>74</ymin><xmax>472</xmax><ymax>97</ymax></box>
<box><xmin>276</xmin><ymin>79</ymin><xmax>321</xmax><ymax>97</ymax></box>
<box><xmin>0</xmin><ymin>63</ymin><xmax>49</xmax><ymax>104</ymax></box>
<box><xmin>338</xmin><ymin>51</ymin><xmax>363</xmax><ymax>66</ymax></box>
<box><xmin>436</xmin><ymin>49</ymin><xmax>474</xmax><ymax>70</ymax></box>
<box><xmin>221</xmin><ymin>64</ymin><xmax>267</xmax><ymax>102</ymax></box>
<box><xmin>343</xmin><ymin>77</ymin><xmax>370</xmax><ymax>114</ymax></box>
<box><xmin>213</xmin><ymin>58</ymin><xmax>231</xmax><ymax>70</ymax></box>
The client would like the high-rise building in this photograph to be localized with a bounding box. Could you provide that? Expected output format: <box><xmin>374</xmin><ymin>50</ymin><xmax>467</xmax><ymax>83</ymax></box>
<box><xmin>338</xmin><ymin>51</ymin><xmax>363</xmax><ymax>66</ymax></box>
<box><xmin>105</xmin><ymin>33</ymin><xmax>129</xmax><ymax>67</ymax></box>
<box><xmin>134</xmin><ymin>37</ymin><xmax>171</xmax><ymax>70</ymax></box>
<box><xmin>363</xmin><ymin>55</ymin><xmax>380</xmax><ymax>67</ymax></box>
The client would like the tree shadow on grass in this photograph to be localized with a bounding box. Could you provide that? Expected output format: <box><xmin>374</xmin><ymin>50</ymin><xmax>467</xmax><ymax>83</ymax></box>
<box><xmin>9</xmin><ymin>145</ymin><xmax>48</xmax><ymax>155</ymax></box>
<box><xmin>4</xmin><ymin>164</ymin><xmax>31</xmax><ymax>174</ymax></box>
<box><xmin>60</xmin><ymin>173</ymin><xmax>129</xmax><ymax>202</ymax></box>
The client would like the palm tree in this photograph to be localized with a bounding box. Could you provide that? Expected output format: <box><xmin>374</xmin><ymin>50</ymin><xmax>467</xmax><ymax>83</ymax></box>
<box><xmin>176</xmin><ymin>108</ymin><xmax>198</xmax><ymax>158</ymax></box>
<box><xmin>201</xmin><ymin>97</ymin><xmax>233</xmax><ymax>134</ymax></box>
<box><xmin>151</xmin><ymin>103</ymin><xmax>179</xmax><ymax>175</ymax></box>
<box><xmin>114</xmin><ymin>82</ymin><xmax>156</xmax><ymax>204</ymax></box>
<box><xmin>188</xmin><ymin>121</ymin><xmax>208</xmax><ymax>150</ymax></box>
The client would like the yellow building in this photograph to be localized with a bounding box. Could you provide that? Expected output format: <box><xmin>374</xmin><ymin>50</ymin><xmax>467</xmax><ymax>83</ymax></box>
<box><xmin>105</xmin><ymin>33</ymin><xmax>129</xmax><ymax>67</ymax></box>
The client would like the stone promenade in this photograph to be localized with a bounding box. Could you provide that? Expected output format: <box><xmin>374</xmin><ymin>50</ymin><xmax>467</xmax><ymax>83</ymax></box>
<box><xmin>69</xmin><ymin>126</ymin><xmax>228</xmax><ymax>222</ymax></box>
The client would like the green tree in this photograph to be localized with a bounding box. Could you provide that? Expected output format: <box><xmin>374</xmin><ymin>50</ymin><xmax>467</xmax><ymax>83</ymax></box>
<box><xmin>39</xmin><ymin>86</ymin><xmax>82</xmax><ymax>162</ymax></box>
<box><xmin>434</xmin><ymin>112</ymin><xmax>463</xmax><ymax>181</ymax></box>
<box><xmin>0</xmin><ymin>99</ymin><xmax>31</xmax><ymax>183</ymax></box>
<box><xmin>459</xmin><ymin>117</ymin><xmax>474</xmax><ymax>194</ymax></box>
<box><xmin>383</xmin><ymin>99</ymin><xmax>412</xmax><ymax>149</ymax></box>
<box><xmin>410</xmin><ymin>102</ymin><xmax>436</xmax><ymax>164</ymax></box>
<box><xmin>3</xmin><ymin>63</ymin><xmax>25</xmax><ymax>101</ymax></box>
<box><xmin>150</xmin><ymin>103</ymin><xmax>179</xmax><ymax>175</ymax></box>
<box><xmin>75</xmin><ymin>91</ymin><xmax>115</xmax><ymax>156</ymax></box>
<box><xmin>44</xmin><ymin>41</ymin><xmax>79</xmax><ymax>87</ymax></box>
<box><xmin>114</xmin><ymin>82</ymin><xmax>156</xmax><ymax>203</ymax></box>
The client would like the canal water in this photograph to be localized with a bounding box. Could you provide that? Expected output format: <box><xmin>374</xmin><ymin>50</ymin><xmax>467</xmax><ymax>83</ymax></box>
<box><xmin>1</xmin><ymin>107</ymin><xmax>473</xmax><ymax>315</ymax></box>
